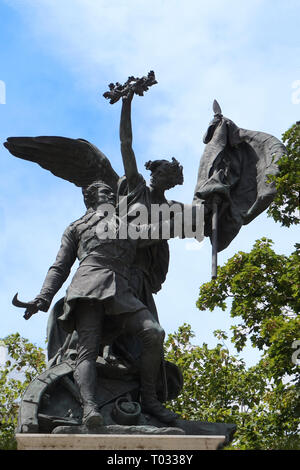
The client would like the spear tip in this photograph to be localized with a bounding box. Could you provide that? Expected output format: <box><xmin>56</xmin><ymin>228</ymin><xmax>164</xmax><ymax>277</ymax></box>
<box><xmin>213</xmin><ymin>99</ymin><xmax>222</xmax><ymax>115</ymax></box>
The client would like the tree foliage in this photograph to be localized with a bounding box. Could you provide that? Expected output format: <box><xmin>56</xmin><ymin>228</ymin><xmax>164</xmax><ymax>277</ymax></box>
<box><xmin>182</xmin><ymin>233</ymin><xmax>300</xmax><ymax>449</ymax></box>
<box><xmin>0</xmin><ymin>333</ymin><xmax>46</xmax><ymax>450</ymax></box>
<box><xmin>197</xmin><ymin>238</ymin><xmax>300</xmax><ymax>379</ymax></box>
<box><xmin>267</xmin><ymin>122</ymin><xmax>300</xmax><ymax>226</ymax></box>
<box><xmin>164</xmin><ymin>324</ymin><xmax>300</xmax><ymax>450</ymax></box>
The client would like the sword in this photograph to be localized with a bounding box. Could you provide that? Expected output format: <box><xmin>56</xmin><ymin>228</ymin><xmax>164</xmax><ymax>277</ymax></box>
<box><xmin>12</xmin><ymin>293</ymin><xmax>39</xmax><ymax>319</ymax></box>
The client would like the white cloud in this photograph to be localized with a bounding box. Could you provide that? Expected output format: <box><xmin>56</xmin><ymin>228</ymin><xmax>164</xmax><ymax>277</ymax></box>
<box><xmin>0</xmin><ymin>345</ymin><xmax>7</xmax><ymax>365</ymax></box>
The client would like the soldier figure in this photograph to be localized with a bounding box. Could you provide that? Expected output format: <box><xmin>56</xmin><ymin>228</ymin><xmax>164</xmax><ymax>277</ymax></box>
<box><xmin>23</xmin><ymin>179</ymin><xmax>180</xmax><ymax>427</ymax></box>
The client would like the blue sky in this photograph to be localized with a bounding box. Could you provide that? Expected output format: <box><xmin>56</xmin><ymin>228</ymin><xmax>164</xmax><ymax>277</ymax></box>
<box><xmin>0</xmin><ymin>0</ymin><xmax>299</xmax><ymax>366</ymax></box>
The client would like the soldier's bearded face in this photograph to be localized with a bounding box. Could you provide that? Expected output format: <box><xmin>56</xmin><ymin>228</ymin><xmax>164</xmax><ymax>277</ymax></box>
<box><xmin>96</xmin><ymin>187</ymin><xmax>116</xmax><ymax>205</ymax></box>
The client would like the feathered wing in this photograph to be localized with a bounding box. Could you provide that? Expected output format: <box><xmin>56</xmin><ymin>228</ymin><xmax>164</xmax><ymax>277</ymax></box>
<box><xmin>3</xmin><ymin>136</ymin><xmax>119</xmax><ymax>191</ymax></box>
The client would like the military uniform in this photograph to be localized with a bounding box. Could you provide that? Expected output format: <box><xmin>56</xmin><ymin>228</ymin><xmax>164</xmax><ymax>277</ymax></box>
<box><xmin>37</xmin><ymin>208</ymin><xmax>147</xmax><ymax>336</ymax></box>
<box><xmin>34</xmin><ymin>193</ymin><xmax>180</xmax><ymax>424</ymax></box>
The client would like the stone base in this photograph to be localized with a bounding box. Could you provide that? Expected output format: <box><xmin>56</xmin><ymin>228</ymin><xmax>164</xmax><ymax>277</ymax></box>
<box><xmin>51</xmin><ymin>424</ymin><xmax>185</xmax><ymax>435</ymax></box>
<box><xmin>16</xmin><ymin>433</ymin><xmax>226</xmax><ymax>450</ymax></box>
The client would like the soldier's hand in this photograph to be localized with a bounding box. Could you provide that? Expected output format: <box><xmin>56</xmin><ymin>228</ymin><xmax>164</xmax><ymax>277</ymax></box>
<box><xmin>24</xmin><ymin>299</ymin><xmax>46</xmax><ymax>320</ymax></box>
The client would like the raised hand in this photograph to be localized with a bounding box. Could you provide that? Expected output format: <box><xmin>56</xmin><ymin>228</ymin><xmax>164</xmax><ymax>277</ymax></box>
<box><xmin>103</xmin><ymin>71</ymin><xmax>157</xmax><ymax>105</ymax></box>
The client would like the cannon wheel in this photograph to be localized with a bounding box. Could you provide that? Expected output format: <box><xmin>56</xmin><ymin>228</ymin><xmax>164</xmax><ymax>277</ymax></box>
<box><xmin>17</xmin><ymin>360</ymin><xmax>140</xmax><ymax>434</ymax></box>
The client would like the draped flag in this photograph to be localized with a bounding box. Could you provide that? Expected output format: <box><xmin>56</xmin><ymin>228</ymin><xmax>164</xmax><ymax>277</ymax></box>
<box><xmin>194</xmin><ymin>101</ymin><xmax>286</xmax><ymax>277</ymax></box>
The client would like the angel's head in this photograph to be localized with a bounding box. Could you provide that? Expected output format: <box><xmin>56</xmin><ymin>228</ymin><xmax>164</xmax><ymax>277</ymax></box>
<box><xmin>145</xmin><ymin>157</ymin><xmax>183</xmax><ymax>191</ymax></box>
<box><xmin>82</xmin><ymin>181</ymin><xmax>116</xmax><ymax>209</ymax></box>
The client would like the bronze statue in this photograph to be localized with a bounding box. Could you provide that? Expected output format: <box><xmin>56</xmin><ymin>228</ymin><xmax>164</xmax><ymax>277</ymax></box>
<box><xmin>4</xmin><ymin>72</ymin><xmax>199</xmax><ymax>432</ymax></box>
<box><xmin>4</xmin><ymin>72</ymin><xmax>285</xmax><ymax>443</ymax></box>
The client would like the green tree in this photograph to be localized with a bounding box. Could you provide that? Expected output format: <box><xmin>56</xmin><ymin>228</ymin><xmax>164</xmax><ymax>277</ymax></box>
<box><xmin>164</xmin><ymin>323</ymin><xmax>300</xmax><ymax>450</ymax></box>
<box><xmin>191</xmin><ymin>238</ymin><xmax>300</xmax><ymax>449</ymax></box>
<box><xmin>0</xmin><ymin>333</ymin><xmax>46</xmax><ymax>450</ymax></box>
<box><xmin>197</xmin><ymin>238</ymin><xmax>299</xmax><ymax>371</ymax></box>
<box><xmin>267</xmin><ymin>121</ymin><xmax>300</xmax><ymax>226</ymax></box>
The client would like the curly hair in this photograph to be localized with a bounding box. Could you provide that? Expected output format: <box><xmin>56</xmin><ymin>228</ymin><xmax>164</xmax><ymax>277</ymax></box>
<box><xmin>145</xmin><ymin>157</ymin><xmax>183</xmax><ymax>187</ymax></box>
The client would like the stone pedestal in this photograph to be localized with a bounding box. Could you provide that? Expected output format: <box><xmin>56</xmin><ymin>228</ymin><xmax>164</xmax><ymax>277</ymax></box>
<box><xmin>16</xmin><ymin>433</ymin><xmax>226</xmax><ymax>450</ymax></box>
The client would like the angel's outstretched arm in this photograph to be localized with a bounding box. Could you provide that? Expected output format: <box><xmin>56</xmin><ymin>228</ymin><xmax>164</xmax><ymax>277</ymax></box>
<box><xmin>119</xmin><ymin>91</ymin><xmax>140</xmax><ymax>192</ymax></box>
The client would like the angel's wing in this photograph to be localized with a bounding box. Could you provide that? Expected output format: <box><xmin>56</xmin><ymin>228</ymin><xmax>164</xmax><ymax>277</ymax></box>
<box><xmin>3</xmin><ymin>136</ymin><xmax>120</xmax><ymax>191</ymax></box>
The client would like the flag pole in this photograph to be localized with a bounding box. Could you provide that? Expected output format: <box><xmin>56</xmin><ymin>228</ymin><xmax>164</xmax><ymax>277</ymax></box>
<box><xmin>210</xmin><ymin>100</ymin><xmax>222</xmax><ymax>280</ymax></box>
<box><xmin>211</xmin><ymin>196</ymin><xmax>218</xmax><ymax>279</ymax></box>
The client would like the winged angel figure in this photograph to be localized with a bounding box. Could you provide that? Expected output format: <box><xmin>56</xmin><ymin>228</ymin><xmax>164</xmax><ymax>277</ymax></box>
<box><xmin>4</xmin><ymin>72</ymin><xmax>202</xmax><ymax>428</ymax></box>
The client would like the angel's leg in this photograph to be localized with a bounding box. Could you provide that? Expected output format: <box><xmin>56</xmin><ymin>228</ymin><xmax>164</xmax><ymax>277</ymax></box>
<box><xmin>122</xmin><ymin>308</ymin><xmax>178</xmax><ymax>424</ymax></box>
